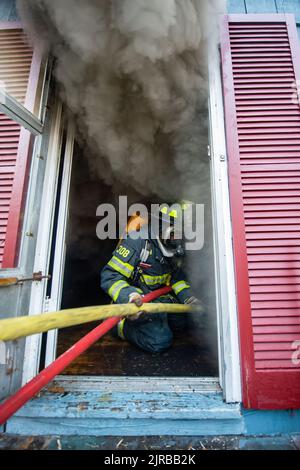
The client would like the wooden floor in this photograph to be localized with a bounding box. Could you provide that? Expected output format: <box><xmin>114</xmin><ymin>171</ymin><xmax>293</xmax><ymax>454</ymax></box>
<box><xmin>56</xmin><ymin>319</ymin><xmax>219</xmax><ymax>377</ymax></box>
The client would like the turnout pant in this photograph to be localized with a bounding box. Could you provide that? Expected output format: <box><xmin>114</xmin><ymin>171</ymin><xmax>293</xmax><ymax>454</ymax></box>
<box><xmin>123</xmin><ymin>295</ymin><xmax>187</xmax><ymax>354</ymax></box>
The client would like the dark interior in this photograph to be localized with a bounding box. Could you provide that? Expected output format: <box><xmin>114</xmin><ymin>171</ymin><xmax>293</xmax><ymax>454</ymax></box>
<box><xmin>56</xmin><ymin>143</ymin><xmax>219</xmax><ymax>377</ymax></box>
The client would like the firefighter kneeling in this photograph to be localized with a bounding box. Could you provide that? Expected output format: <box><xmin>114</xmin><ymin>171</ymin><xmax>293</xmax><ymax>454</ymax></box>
<box><xmin>100</xmin><ymin>202</ymin><xmax>200</xmax><ymax>354</ymax></box>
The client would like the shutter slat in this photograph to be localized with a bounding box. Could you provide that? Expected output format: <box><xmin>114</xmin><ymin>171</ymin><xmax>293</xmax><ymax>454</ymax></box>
<box><xmin>247</xmin><ymin>225</ymin><xmax>300</xmax><ymax>232</ymax></box>
<box><xmin>221</xmin><ymin>15</ymin><xmax>300</xmax><ymax>408</ymax></box>
<box><xmin>253</xmin><ymin>316</ymin><xmax>300</xmax><ymax>325</ymax></box>
<box><xmin>233</xmin><ymin>67</ymin><xmax>295</xmax><ymax>75</ymax></box>
<box><xmin>240</xmin><ymin>145</ymin><xmax>300</xmax><ymax>151</ymax></box>
<box><xmin>230</xmin><ymin>33</ymin><xmax>289</xmax><ymax>37</ymax></box>
<box><xmin>230</xmin><ymin>38</ymin><xmax>289</xmax><ymax>43</ymax></box>
<box><xmin>248</xmin><ymin>247</ymin><xmax>300</xmax><ymax>255</ymax></box>
<box><xmin>236</xmin><ymin>89</ymin><xmax>296</xmax><ymax>96</ymax></box>
<box><xmin>254</xmin><ymin>333</ymin><xmax>299</xmax><ymax>342</ymax></box>
<box><xmin>238</xmin><ymin>110</ymin><xmax>300</xmax><ymax>116</ymax></box>
<box><xmin>253</xmin><ymin>308</ymin><xmax>300</xmax><ymax>318</ymax></box>
<box><xmin>0</xmin><ymin>28</ymin><xmax>33</xmax><ymax>105</ymax></box>
<box><xmin>255</xmin><ymin>351</ymin><xmax>299</xmax><ymax>360</ymax></box>
<box><xmin>251</xmin><ymin>292</ymin><xmax>300</xmax><ymax>301</ymax></box>
<box><xmin>251</xmin><ymin>300</ymin><xmax>300</xmax><ymax>308</ymax></box>
<box><xmin>235</xmin><ymin>77</ymin><xmax>295</xmax><ymax>83</ymax></box>
<box><xmin>239</xmin><ymin>126</ymin><xmax>300</xmax><ymax>132</ymax></box>
<box><xmin>243</xmin><ymin>183</ymin><xmax>300</xmax><ymax>189</ymax></box>
<box><xmin>249</xmin><ymin>254</ymin><xmax>300</xmax><ymax>262</ymax></box>
<box><xmin>245</xmin><ymin>203</ymin><xmax>300</xmax><ymax>209</ymax></box>
<box><xmin>255</xmin><ymin>360</ymin><xmax>299</xmax><ymax>369</ymax></box>
<box><xmin>247</xmin><ymin>239</ymin><xmax>300</xmax><ymax>247</ymax></box>
<box><xmin>240</xmin><ymin>134</ymin><xmax>300</xmax><ymax>140</ymax></box>
<box><xmin>245</xmin><ymin>201</ymin><xmax>300</xmax><ymax>207</ymax></box>
<box><xmin>241</xmin><ymin>156</ymin><xmax>300</xmax><ymax>162</ymax></box>
<box><xmin>254</xmin><ymin>325</ymin><xmax>300</xmax><ymax>335</ymax></box>
<box><xmin>243</xmin><ymin>175</ymin><xmax>300</xmax><ymax>182</ymax></box>
<box><xmin>238</xmin><ymin>105</ymin><xmax>299</xmax><ymax>110</ymax></box>
<box><xmin>247</xmin><ymin>232</ymin><xmax>300</xmax><ymax>240</ymax></box>
<box><xmin>244</xmin><ymin>188</ymin><xmax>299</xmax><ymax>198</ymax></box>
<box><xmin>241</xmin><ymin>163</ymin><xmax>300</xmax><ymax>171</ymax></box>
<box><xmin>234</xmin><ymin>64</ymin><xmax>293</xmax><ymax>71</ymax></box>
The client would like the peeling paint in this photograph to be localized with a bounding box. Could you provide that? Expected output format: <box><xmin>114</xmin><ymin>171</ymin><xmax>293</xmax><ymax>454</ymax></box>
<box><xmin>77</xmin><ymin>403</ymin><xmax>89</xmax><ymax>411</ymax></box>
<box><xmin>98</xmin><ymin>394</ymin><xmax>113</xmax><ymax>403</ymax></box>
<box><xmin>47</xmin><ymin>385</ymin><xmax>66</xmax><ymax>394</ymax></box>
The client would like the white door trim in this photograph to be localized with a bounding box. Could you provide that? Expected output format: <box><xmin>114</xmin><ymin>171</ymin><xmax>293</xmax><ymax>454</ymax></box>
<box><xmin>208</xmin><ymin>45</ymin><xmax>242</xmax><ymax>403</ymax></box>
<box><xmin>44</xmin><ymin>121</ymin><xmax>75</xmax><ymax>367</ymax></box>
<box><xmin>22</xmin><ymin>99</ymin><xmax>64</xmax><ymax>384</ymax></box>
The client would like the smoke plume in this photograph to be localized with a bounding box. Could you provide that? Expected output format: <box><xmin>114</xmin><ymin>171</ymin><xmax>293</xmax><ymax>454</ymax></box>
<box><xmin>17</xmin><ymin>1</ymin><xmax>225</xmax><ymax>342</ymax></box>
<box><xmin>17</xmin><ymin>0</ymin><xmax>225</xmax><ymax>202</ymax></box>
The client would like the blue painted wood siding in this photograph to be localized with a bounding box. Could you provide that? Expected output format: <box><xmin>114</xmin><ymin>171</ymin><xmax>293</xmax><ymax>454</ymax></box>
<box><xmin>228</xmin><ymin>0</ymin><xmax>300</xmax><ymax>38</ymax></box>
<box><xmin>5</xmin><ymin>386</ymin><xmax>300</xmax><ymax>436</ymax></box>
<box><xmin>0</xmin><ymin>0</ymin><xmax>18</xmax><ymax>21</ymax></box>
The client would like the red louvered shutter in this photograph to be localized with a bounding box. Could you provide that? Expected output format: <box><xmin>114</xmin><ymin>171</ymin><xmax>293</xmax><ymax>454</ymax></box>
<box><xmin>220</xmin><ymin>14</ymin><xmax>300</xmax><ymax>409</ymax></box>
<box><xmin>0</xmin><ymin>22</ymin><xmax>42</xmax><ymax>268</ymax></box>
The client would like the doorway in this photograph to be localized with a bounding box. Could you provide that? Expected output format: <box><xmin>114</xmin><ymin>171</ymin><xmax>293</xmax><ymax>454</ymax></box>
<box><xmin>22</xmin><ymin>48</ymin><xmax>243</xmax><ymax>402</ymax></box>
<box><xmin>55</xmin><ymin>137</ymin><xmax>219</xmax><ymax>377</ymax></box>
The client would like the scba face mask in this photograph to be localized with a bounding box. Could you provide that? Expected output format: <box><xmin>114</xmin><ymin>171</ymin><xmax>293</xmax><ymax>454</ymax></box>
<box><xmin>155</xmin><ymin>223</ymin><xmax>185</xmax><ymax>259</ymax></box>
<box><xmin>161</xmin><ymin>225</ymin><xmax>185</xmax><ymax>257</ymax></box>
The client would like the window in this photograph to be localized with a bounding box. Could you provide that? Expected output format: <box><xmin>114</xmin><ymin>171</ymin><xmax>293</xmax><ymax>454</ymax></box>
<box><xmin>0</xmin><ymin>22</ymin><xmax>44</xmax><ymax>268</ymax></box>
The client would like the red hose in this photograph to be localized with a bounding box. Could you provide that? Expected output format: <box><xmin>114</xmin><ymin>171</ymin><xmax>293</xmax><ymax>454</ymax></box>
<box><xmin>0</xmin><ymin>286</ymin><xmax>172</xmax><ymax>425</ymax></box>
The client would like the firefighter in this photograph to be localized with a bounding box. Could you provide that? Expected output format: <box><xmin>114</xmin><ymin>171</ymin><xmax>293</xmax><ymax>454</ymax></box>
<box><xmin>100</xmin><ymin>203</ymin><xmax>200</xmax><ymax>354</ymax></box>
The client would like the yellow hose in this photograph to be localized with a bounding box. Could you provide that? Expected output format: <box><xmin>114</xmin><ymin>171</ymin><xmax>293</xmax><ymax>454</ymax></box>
<box><xmin>0</xmin><ymin>302</ymin><xmax>202</xmax><ymax>342</ymax></box>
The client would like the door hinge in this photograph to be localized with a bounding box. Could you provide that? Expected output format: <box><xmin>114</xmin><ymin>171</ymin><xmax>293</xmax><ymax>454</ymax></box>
<box><xmin>43</xmin><ymin>296</ymin><xmax>51</xmax><ymax>313</ymax></box>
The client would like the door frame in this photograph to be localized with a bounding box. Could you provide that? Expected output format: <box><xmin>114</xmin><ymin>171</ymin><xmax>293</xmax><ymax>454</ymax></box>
<box><xmin>44</xmin><ymin>121</ymin><xmax>74</xmax><ymax>367</ymax></box>
<box><xmin>22</xmin><ymin>99</ymin><xmax>71</xmax><ymax>383</ymax></box>
<box><xmin>208</xmin><ymin>44</ymin><xmax>242</xmax><ymax>403</ymax></box>
<box><xmin>22</xmin><ymin>49</ymin><xmax>242</xmax><ymax>403</ymax></box>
